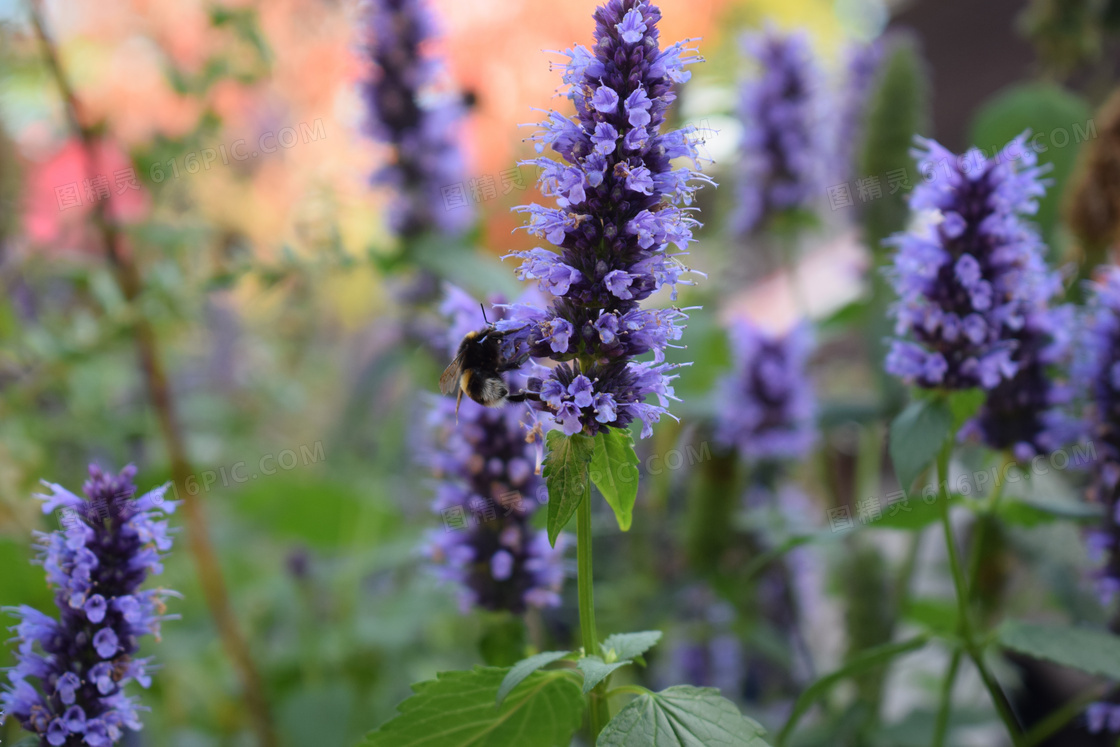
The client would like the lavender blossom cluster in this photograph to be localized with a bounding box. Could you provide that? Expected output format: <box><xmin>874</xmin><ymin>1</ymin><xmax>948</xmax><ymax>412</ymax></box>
<box><xmin>1076</xmin><ymin>269</ymin><xmax>1120</xmax><ymax>733</ymax></box>
<box><xmin>885</xmin><ymin>134</ymin><xmax>1059</xmax><ymax>392</ymax></box>
<box><xmin>831</xmin><ymin>41</ymin><xmax>882</xmax><ymax>186</ymax></box>
<box><xmin>715</xmin><ymin>319</ymin><xmax>816</xmax><ymax>462</ymax></box>
<box><xmin>733</xmin><ymin>27</ymin><xmax>825</xmax><ymax>235</ymax></box>
<box><xmin>961</xmin><ymin>302</ymin><xmax>1075</xmax><ymax>461</ymax></box>
<box><xmin>2</xmin><ymin>465</ymin><xmax>178</xmax><ymax>746</ymax></box>
<box><xmin>360</xmin><ymin>0</ymin><xmax>471</xmax><ymax>237</ymax></box>
<box><xmin>421</xmin><ymin>288</ymin><xmax>567</xmax><ymax>613</ymax></box>
<box><xmin>1078</xmin><ymin>269</ymin><xmax>1120</xmax><ymax>607</ymax></box>
<box><xmin>497</xmin><ymin>0</ymin><xmax>711</xmax><ymax>440</ymax></box>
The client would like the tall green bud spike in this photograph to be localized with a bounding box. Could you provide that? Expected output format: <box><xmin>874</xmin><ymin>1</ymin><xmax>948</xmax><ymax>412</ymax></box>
<box><xmin>858</xmin><ymin>34</ymin><xmax>930</xmax><ymax>257</ymax></box>
<box><xmin>839</xmin><ymin>539</ymin><xmax>897</xmax><ymax>734</ymax></box>
<box><xmin>857</xmin><ymin>35</ymin><xmax>930</xmax><ymax>415</ymax></box>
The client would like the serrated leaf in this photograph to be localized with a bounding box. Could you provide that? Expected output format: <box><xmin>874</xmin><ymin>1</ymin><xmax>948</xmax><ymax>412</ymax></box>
<box><xmin>997</xmin><ymin>497</ymin><xmax>1102</xmax><ymax>527</ymax></box>
<box><xmin>598</xmin><ymin>686</ymin><xmax>770</xmax><ymax>747</ymax></box>
<box><xmin>578</xmin><ymin>655</ymin><xmax>632</xmax><ymax>694</ymax></box>
<box><xmin>997</xmin><ymin>621</ymin><xmax>1120</xmax><ymax>679</ymax></box>
<box><xmin>364</xmin><ymin>666</ymin><xmax>583</xmax><ymax>747</ymax></box>
<box><xmin>543</xmin><ymin>430</ymin><xmax>595</xmax><ymax>546</ymax></box>
<box><xmin>590</xmin><ymin>428</ymin><xmax>640</xmax><ymax>531</ymax></box>
<box><xmin>601</xmin><ymin>631</ymin><xmax>662</xmax><ymax>663</ymax></box>
<box><xmin>777</xmin><ymin>636</ymin><xmax>929</xmax><ymax>744</ymax></box>
<box><xmin>496</xmin><ymin>651</ymin><xmax>571</xmax><ymax>706</ymax></box>
<box><xmin>889</xmin><ymin>398</ymin><xmax>952</xmax><ymax>492</ymax></box>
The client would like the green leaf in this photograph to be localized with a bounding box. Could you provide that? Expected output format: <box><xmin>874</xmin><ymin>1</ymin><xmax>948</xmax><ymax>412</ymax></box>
<box><xmin>601</xmin><ymin>631</ymin><xmax>663</xmax><ymax>664</ymax></box>
<box><xmin>889</xmin><ymin>398</ymin><xmax>952</xmax><ymax>492</ymax></box>
<box><xmin>590</xmin><ymin>428</ymin><xmax>640</xmax><ymax>531</ymax></box>
<box><xmin>947</xmin><ymin>388</ymin><xmax>986</xmax><ymax>432</ymax></box>
<box><xmin>496</xmin><ymin>651</ymin><xmax>571</xmax><ymax>706</ymax></box>
<box><xmin>578</xmin><ymin>655</ymin><xmax>632</xmax><ymax>693</ymax></box>
<box><xmin>997</xmin><ymin>496</ymin><xmax>1102</xmax><ymax>527</ymax></box>
<box><xmin>997</xmin><ymin>621</ymin><xmax>1120</xmax><ymax>680</ymax></box>
<box><xmin>777</xmin><ymin>636</ymin><xmax>929</xmax><ymax>744</ymax></box>
<box><xmin>864</xmin><ymin>495</ymin><xmax>949</xmax><ymax>531</ymax></box>
<box><xmin>364</xmin><ymin>666</ymin><xmax>583</xmax><ymax>747</ymax></box>
<box><xmin>969</xmin><ymin>83</ymin><xmax>1093</xmax><ymax>242</ymax></box>
<box><xmin>597</xmin><ymin>686</ymin><xmax>771</xmax><ymax>747</ymax></box>
<box><xmin>543</xmin><ymin>430</ymin><xmax>595</xmax><ymax>546</ymax></box>
<box><xmin>902</xmin><ymin>598</ymin><xmax>959</xmax><ymax>638</ymax></box>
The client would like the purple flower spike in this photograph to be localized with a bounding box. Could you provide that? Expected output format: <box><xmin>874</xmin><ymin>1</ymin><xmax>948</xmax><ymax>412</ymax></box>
<box><xmin>960</xmin><ymin>301</ymin><xmax>1076</xmax><ymax>459</ymax></box>
<box><xmin>420</xmin><ymin>286</ymin><xmax>569</xmax><ymax>614</ymax></box>
<box><xmin>715</xmin><ymin>320</ymin><xmax>817</xmax><ymax>462</ymax></box>
<box><xmin>1</xmin><ymin>465</ymin><xmax>178</xmax><ymax>745</ymax></box>
<box><xmin>734</xmin><ymin>27</ymin><xmax>826</xmax><ymax>234</ymax></box>
<box><xmin>830</xmin><ymin>40</ymin><xmax>882</xmax><ymax>186</ymax></box>
<box><xmin>360</xmin><ymin>0</ymin><xmax>472</xmax><ymax>237</ymax></box>
<box><xmin>1077</xmin><ymin>269</ymin><xmax>1120</xmax><ymax>613</ymax></box>
<box><xmin>885</xmin><ymin>134</ymin><xmax>1056</xmax><ymax>392</ymax></box>
<box><xmin>502</xmin><ymin>0</ymin><xmax>710</xmax><ymax>440</ymax></box>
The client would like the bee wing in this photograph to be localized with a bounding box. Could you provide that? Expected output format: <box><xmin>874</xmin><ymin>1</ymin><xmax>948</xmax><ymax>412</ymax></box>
<box><xmin>439</xmin><ymin>353</ymin><xmax>466</xmax><ymax>395</ymax></box>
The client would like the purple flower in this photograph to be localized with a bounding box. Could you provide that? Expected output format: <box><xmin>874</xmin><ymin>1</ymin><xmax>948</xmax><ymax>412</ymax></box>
<box><xmin>1</xmin><ymin>465</ymin><xmax>178</xmax><ymax>746</ymax></box>
<box><xmin>420</xmin><ymin>287</ymin><xmax>569</xmax><ymax>613</ymax></box>
<box><xmin>500</xmin><ymin>0</ymin><xmax>709</xmax><ymax>439</ymax></box>
<box><xmin>830</xmin><ymin>40</ymin><xmax>882</xmax><ymax>186</ymax></box>
<box><xmin>715</xmin><ymin>320</ymin><xmax>816</xmax><ymax>462</ymax></box>
<box><xmin>959</xmin><ymin>303</ymin><xmax>1076</xmax><ymax>459</ymax></box>
<box><xmin>734</xmin><ymin>27</ymin><xmax>825</xmax><ymax>234</ymax></box>
<box><xmin>1087</xmin><ymin>700</ymin><xmax>1120</xmax><ymax>734</ymax></box>
<box><xmin>360</xmin><ymin>0</ymin><xmax>471</xmax><ymax>237</ymax></box>
<box><xmin>885</xmin><ymin>134</ymin><xmax>1056</xmax><ymax>391</ymax></box>
<box><xmin>1076</xmin><ymin>269</ymin><xmax>1120</xmax><ymax>610</ymax></box>
<box><xmin>592</xmin><ymin>85</ymin><xmax>620</xmax><ymax>113</ymax></box>
<box><xmin>658</xmin><ymin>587</ymin><xmax>743</xmax><ymax>697</ymax></box>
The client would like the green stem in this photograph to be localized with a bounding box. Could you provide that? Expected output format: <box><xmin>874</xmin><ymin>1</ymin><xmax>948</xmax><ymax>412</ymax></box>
<box><xmin>931</xmin><ymin>649</ymin><xmax>961</xmax><ymax>747</ymax></box>
<box><xmin>935</xmin><ymin>445</ymin><xmax>1023</xmax><ymax>746</ymax></box>
<box><xmin>965</xmin><ymin>460</ymin><xmax>1007</xmax><ymax>596</ymax></box>
<box><xmin>578</xmin><ymin>480</ymin><xmax>609</xmax><ymax>740</ymax></box>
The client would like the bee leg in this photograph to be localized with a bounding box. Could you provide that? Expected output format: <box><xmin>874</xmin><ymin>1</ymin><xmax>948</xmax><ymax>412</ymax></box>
<box><xmin>455</xmin><ymin>388</ymin><xmax>464</xmax><ymax>422</ymax></box>
<box><xmin>506</xmin><ymin>389</ymin><xmax>540</xmax><ymax>403</ymax></box>
<box><xmin>497</xmin><ymin>352</ymin><xmax>531</xmax><ymax>373</ymax></box>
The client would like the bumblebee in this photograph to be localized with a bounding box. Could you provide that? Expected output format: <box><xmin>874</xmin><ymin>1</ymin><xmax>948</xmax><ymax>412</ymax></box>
<box><xmin>439</xmin><ymin>316</ymin><xmax>532</xmax><ymax>416</ymax></box>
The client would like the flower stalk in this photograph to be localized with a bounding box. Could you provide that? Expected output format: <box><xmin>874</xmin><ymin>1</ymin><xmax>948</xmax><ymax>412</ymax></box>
<box><xmin>934</xmin><ymin>444</ymin><xmax>1022</xmax><ymax>746</ymax></box>
<box><xmin>577</xmin><ymin>481</ymin><xmax>610</xmax><ymax>738</ymax></box>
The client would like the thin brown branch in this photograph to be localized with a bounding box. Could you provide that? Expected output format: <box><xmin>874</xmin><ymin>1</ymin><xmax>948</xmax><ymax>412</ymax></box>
<box><xmin>27</xmin><ymin>4</ymin><xmax>278</xmax><ymax>744</ymax></box>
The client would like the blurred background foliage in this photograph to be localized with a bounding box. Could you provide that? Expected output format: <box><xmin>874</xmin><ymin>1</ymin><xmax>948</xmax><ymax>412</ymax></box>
<box><xmin>1</xmin><ymin>0</ymin><xmax>1119</xmax><ymax>745</ymax></box>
